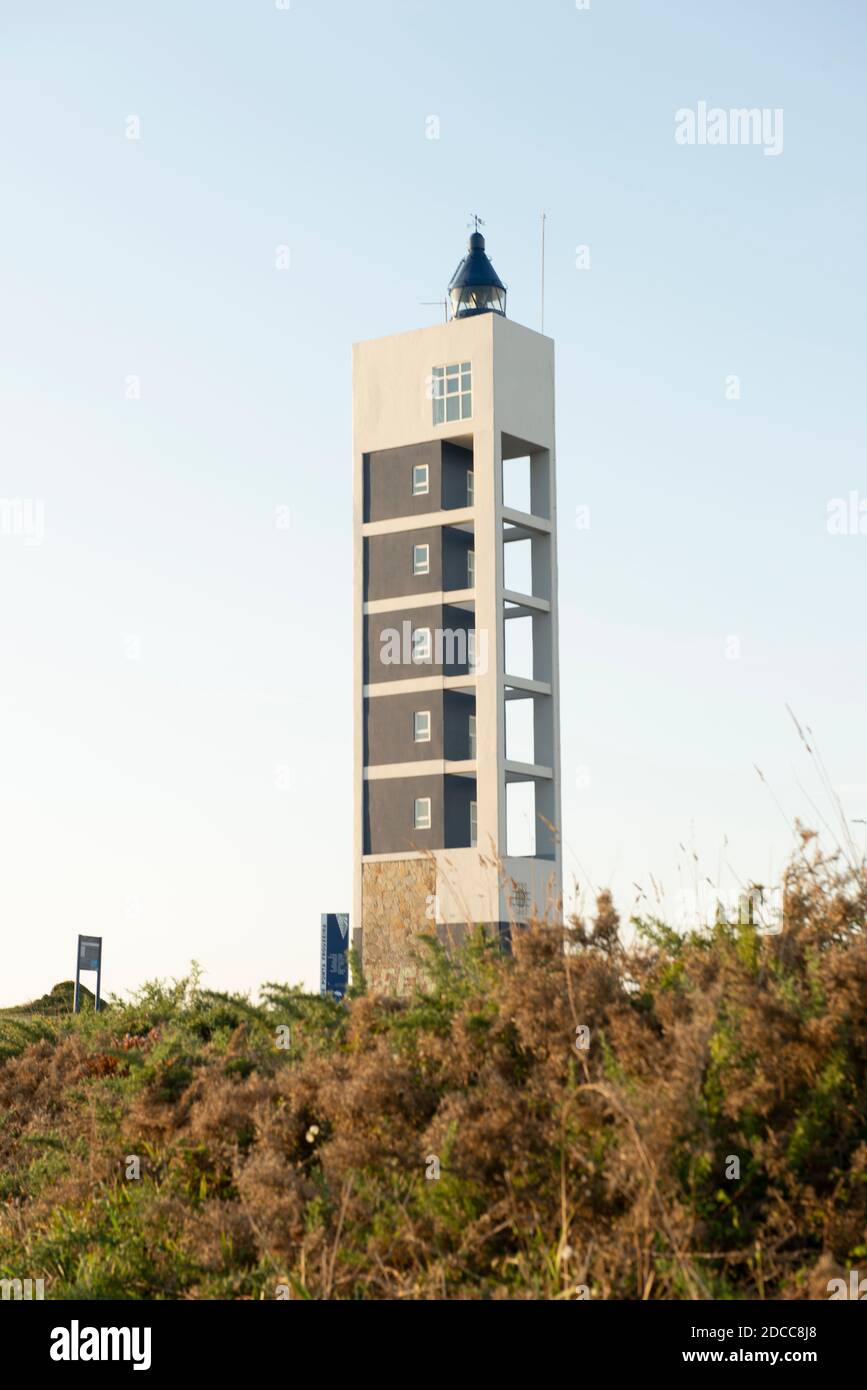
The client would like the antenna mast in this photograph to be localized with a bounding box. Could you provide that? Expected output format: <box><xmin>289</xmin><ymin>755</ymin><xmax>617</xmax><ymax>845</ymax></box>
<box><xmin>540</xmin><ymin>211</ymin><xmax>547</xmax><ymax>334</ymax></box>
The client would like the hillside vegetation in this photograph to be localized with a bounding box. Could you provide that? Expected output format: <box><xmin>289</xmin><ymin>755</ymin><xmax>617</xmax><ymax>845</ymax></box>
<box><xmin>1</xmin><ymin>836</ymin><xmax>865</xmax><ymax>1300</ymax></box>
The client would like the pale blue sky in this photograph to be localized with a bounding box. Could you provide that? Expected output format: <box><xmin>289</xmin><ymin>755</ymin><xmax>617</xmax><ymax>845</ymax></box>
<box><xmin>1</xmin><ymin>1</ymin><xmax>865</xmax><ymax>1005</ymax></box>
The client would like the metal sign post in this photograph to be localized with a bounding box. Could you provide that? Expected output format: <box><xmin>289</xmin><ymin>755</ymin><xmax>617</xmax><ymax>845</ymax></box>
<box><xmin>74</xmin><ymin>935</ymin><xmax>103</xmax><ymax>1013</ymax></box>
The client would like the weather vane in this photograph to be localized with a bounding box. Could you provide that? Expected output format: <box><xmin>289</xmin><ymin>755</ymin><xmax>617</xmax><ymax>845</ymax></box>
<box><xmin>468</xmin><ymin>213</ymin><xmax>485</xmax><ymax>233</ymax></box>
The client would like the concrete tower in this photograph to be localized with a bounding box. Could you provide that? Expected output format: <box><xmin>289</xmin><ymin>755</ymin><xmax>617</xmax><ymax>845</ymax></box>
<box><xmin>352</xmin><ymin>228</ymin><xmax>562</xmax><ymax>993</ymax></box>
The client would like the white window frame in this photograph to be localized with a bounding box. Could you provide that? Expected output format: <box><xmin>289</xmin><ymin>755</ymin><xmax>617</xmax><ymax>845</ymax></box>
<box><xmin>413</xmin><ymin>542</ymin><xmax>430</xmax><ymax>576</ymax></box>
<box><xmin>412</xmin><ymin>463</ymin><xmax>429</xmax><ymax>496</ymax></box>
<box><xmin>470</xmin><ymin>800</ymin><xmax>478</xmax><ymax>848</ymax></box>
<box><xmin>432</xmin><ymin>362</ymin><xmax>472</xmax><ymax>426</ymax></box>
<box><xmin>412</xmin><ymin>627</ymin><xmax>432</xmax><ymax>664</ymax></box>
<box><xmin>468</xmin><ymin>714</ymin><xmax>476</xmax><ymax>760</ymax></box>
<box><xmin>414</xmin><ymin>710</ymin><xmax>431</xmax><ymax>744</ymax></box>
<box><xmin>466</xmin><ymin>469</ymin><xmax>475</xmax><ymax>505</ymax></box>
<box><xmin>467</xmin><ymin>548</ymin><xmax>475</xmax><ymax>588</ymax></box>
<box><xmin>414</xmin><ymin>797</ymin><xmax>432</xmax><ymax>831</ymax></box>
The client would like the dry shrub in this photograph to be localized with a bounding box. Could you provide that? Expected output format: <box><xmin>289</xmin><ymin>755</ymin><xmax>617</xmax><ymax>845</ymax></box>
<box><xmin>0</xmin><ymin>839</ymin><xmax>865</xmax><ymax>1300</ymax></box>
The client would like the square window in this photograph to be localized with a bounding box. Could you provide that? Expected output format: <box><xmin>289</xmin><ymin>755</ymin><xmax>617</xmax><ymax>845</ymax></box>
<box><xmin>412</xmin><ymin>627</ymin><xmax>432</xmax><ymax>663</ymax></box>
<box><xmin>414</xmin><ymin>710</ymin><xmax>431</xmax><ymax>743</ymax></box>
<box><xmin>413</xmin><ymin>543</ymin><xmax>430</xmax><ymax>576</ymax></box>
<box><xmin>412</xmin><ymin>463</ymin><xmax>429</xmax><ymax>496</ymax></box>
<box><xmin>431</xmin><ymin>362</ymin><xmax>471</xmax><ymax>426</ymax></box>
<box><xmin>414</xmin><ymin>797</ymin><xmax>432</xmax><ymax>831</ymax></box>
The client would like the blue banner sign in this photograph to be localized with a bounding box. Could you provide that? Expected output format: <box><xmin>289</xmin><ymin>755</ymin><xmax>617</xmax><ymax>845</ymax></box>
<box><xmin>320</xmin><ymin>914</ymin><xmax>349</xmax><ymax>1000</ymax></box>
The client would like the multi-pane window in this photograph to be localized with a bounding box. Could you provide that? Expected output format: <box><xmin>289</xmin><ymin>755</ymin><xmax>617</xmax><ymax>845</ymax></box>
<box><xmin>466</xmin><ymin>470</ymin><xmax>475</xmax><ymax>505</ymax></box>
<box><xmin>413</xmin><ymin>463</ymin><xmax>429</xmax><ymax>496</ymax></box>
<box><xmin>414</xmin><ymin>710</ymin><xmax>431</xmax><ymax>743</ymax></box>
<box><xmin>467</xmin><ymin>549</ymin><xmax>475</xmax><ymax>588</ymax></box>
<box><xmin>470</xmin><ymin>801</ymin><xmax>478</xmax><ymax>848</ymax></box>
<box><xmin>413</xmin><ymin>543</ymin><xmax>430</xmax><ymax>576</ymax></box>
<box><xmin>412</xmin><ymin>627</ymin><xmax>432</xmax><ymax>663</ymax></box>
<box><xmin>432</xmin><ymin>362</ymin><xmax>472</xmax><ymax>426</ymax></box>
<box><xmin>468</xmin><ymin>714</ymin><xmax>476</xmax><ymax>760</ymax></box>
<box><xmin>414</xmin><ymin>797</ymin><xmax>432</xmax><ymax>831</ymax></box>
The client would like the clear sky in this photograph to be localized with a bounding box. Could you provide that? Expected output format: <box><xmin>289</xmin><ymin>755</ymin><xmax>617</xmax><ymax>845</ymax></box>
<box><xmin>1</xmin><ymin>0</ymin><xmax>865</xmax><ymax>1006</ymax></box>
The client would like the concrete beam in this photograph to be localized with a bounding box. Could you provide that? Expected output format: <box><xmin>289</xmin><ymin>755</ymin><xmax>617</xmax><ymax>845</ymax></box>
<box><xmin>365</xmin><ymin>759</ymin><xmax>477</xmax><ymax>780</ymax></box>
<box><xmin>365</xmin><ymin>674</ymin><xmax>478</xmax><ymax>698</ymax></box>
<box><xmin>503</xmin><ymin>588</ymin><xmax>551</xmax><ymax>616</ymax></box>
<box><xmin>504</xmin><ymin>760</ymin><xmax>554</xmax><ymax>782</ymax></box>
<box><xmin>363</xmin><ymin>507</ymin><xmax>474</xmax><ymax>538</ymax></box>
<box><xmin>365</xmin><ymin>588</ymin><xmax>474</xmax><ymax>616</ymax></box>
<box><xmin>501</xmin><ymin>506</ymin><xmax>552</xmax><ymax>536</ymax></box>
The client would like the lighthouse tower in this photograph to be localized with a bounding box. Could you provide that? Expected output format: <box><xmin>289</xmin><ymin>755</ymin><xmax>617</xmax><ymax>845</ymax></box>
<box><xmin>352</xmin><ymin>227</ymin><xmax>562</xmax><ymax>992</ymax></box>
